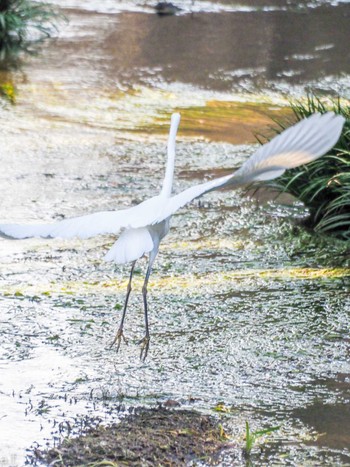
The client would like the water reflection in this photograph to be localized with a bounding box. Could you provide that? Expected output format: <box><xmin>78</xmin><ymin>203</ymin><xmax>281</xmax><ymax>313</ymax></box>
<box><xmin>294</xmin><ymin>400</ymin><xmax>350</xmax><ymax>451</ymax></box>
<box><xmin>100</xmin><ymin>7</ymin><xmax>350</xmax><ymax>93</ymax></box>
<box><xmin>40</xmin><ymin>1</ymin><xmax>350</xmax><ymax>96</ymax></box>
<box><xmin>1</xmin><ymin>0</ymin><xmax>348</xmax><ymax>150</ymax></box>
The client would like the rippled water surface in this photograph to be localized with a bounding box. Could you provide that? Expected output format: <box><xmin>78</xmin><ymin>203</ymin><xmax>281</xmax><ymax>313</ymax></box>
<box><xmin>0</xmin><ymin>0</ymin><xmax>350</xmax><ymax>465</ymax></box>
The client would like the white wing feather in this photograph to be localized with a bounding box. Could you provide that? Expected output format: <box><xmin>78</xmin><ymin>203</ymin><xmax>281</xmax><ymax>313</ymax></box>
<box><xmin>230</xmin><ymin>112</ymin><xmax>345</xmax><ymax>183</ymax></box>
<box><xmin>0</xmin><ymin>195</ymin><xmax>168</xmax><ymax>239</ymax></box>
<box><xmin>0</xmin><ymin>209</ymin><xmax>130</xmax><ymax>239</ymax></box>
<box><xmin>153</xmin><ymin>112</ymin><xmax>345</xmax><ymax>223</ymax></box>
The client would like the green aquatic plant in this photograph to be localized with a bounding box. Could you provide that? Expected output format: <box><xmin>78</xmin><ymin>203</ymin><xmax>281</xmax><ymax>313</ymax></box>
<box><xmin>264</xmin><ymin>96</ymin><xmax>350</xmax><ymax>240</ymax></box>
<box><xmin>0</xmin><ymin>0</ymin><xmax>62</xmax><ymax>61</ymax></box>
<box><xmin>244</xmin><ymin>421</ymin><xmax>279</xmax><ymax>458</ymax></box>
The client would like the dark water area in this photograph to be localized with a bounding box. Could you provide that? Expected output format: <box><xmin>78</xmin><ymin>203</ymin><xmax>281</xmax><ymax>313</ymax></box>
<box><xmin>0</xmin><ymin>1</ymin><xmax>350</xmax><ymax>465</ymax></box>
<box><xmin>96</xmin><ymin>6</ymin><xmax>350</xmax><ymax>93</ymax></box>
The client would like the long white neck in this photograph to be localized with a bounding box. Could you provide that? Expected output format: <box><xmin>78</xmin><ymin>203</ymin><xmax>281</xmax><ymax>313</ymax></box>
<box><xmin>160</xmin><ymin>113</ymin><xmax>181</xmax><ymax>198</ymax></box>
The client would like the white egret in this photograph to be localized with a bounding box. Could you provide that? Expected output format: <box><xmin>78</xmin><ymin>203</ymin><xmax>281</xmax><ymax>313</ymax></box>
<box><xmin>0</xmin><ymin>112</ymin><xmax>345</xmax><ymax>359</ymax></box>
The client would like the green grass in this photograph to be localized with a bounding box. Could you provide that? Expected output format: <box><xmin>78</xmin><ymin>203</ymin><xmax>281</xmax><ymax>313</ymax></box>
<box><xmin>0</xmin><ymin>0</ymin><xmax>62</xmax><ymax>61</ymax></box>
<box><xmin>264</xmin><ymin>96</ymin><xmax>350</xmax><ymax>240</ymax></box>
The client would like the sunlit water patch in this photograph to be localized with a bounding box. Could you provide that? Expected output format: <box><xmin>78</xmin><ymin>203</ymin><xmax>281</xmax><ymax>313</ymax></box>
<box><xmin>1</xmin><ymin>159</ymin><xmax>350</xmax><ymax>464</ymax></box>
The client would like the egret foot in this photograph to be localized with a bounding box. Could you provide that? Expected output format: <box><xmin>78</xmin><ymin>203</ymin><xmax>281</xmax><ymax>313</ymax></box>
<box><xmin>139</xmin><ymin>335</ymin><xmax>150</xmax><ymax>361</ymax></box>
<box><xmin>110</xmin><ymin>328</ymin><xmax>128</xmax><ymax>352</ymax></box>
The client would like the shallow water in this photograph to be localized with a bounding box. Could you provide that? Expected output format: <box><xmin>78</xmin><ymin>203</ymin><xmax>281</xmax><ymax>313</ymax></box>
<box><xmin>0</xmin><ymin>1</ymin><xmax>350</xmax><ymax>465</ymax></box>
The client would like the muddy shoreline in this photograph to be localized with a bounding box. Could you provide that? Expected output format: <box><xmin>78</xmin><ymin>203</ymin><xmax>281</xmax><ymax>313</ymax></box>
<box><xmin>29</xmin><ymin>406</ymin><xmax>235</xmax><ymax>466</ymax></box>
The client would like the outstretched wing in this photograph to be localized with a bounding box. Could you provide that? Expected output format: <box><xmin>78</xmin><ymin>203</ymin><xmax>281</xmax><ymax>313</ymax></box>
<box><xmin>0</xmin><ymin>209</ymin><xmax>134</xmax><ymax>239</ymax></box>
<box><xmin>0</xmin><ymin>193</ymin><xmax>166</xmax><ymax>240</ymax></box>
<box><xmin>229</xmin><ymin>112</ymin><xmax>345</xmax><ymax>184</ymax></box>
<box><xmin>153</xmin><ymin>112</ymin><xmax>345</xmax><ymax>223</ymax></box>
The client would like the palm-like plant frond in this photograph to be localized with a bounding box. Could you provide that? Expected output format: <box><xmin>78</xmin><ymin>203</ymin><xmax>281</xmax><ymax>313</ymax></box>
<box><xmin>0</xmin><ymin>0</ymin><xmax>62</xmax><ymax>61</ymax></box>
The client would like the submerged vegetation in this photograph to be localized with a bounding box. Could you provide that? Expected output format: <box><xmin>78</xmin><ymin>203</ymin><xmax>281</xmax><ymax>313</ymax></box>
<box><xmin>0</xmin><ymin>0</ymin><xmax>61</xmax><ymax>62</ymax></box>
<box><xmin>265</xmin><ymin>96</ymin><xmax>350</xmax><ymax>240</ymax></box>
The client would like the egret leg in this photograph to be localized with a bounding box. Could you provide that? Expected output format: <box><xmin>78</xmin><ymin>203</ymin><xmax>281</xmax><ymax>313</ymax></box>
<box><xmin>139</xmin><ymin>253</ymin><xmax>157</xmax><ymax>361</ymax></box>
<box><xmin>110</xmin><ymin>260</ymin><xmax>136</xmax><ymax>351</ymax></box>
